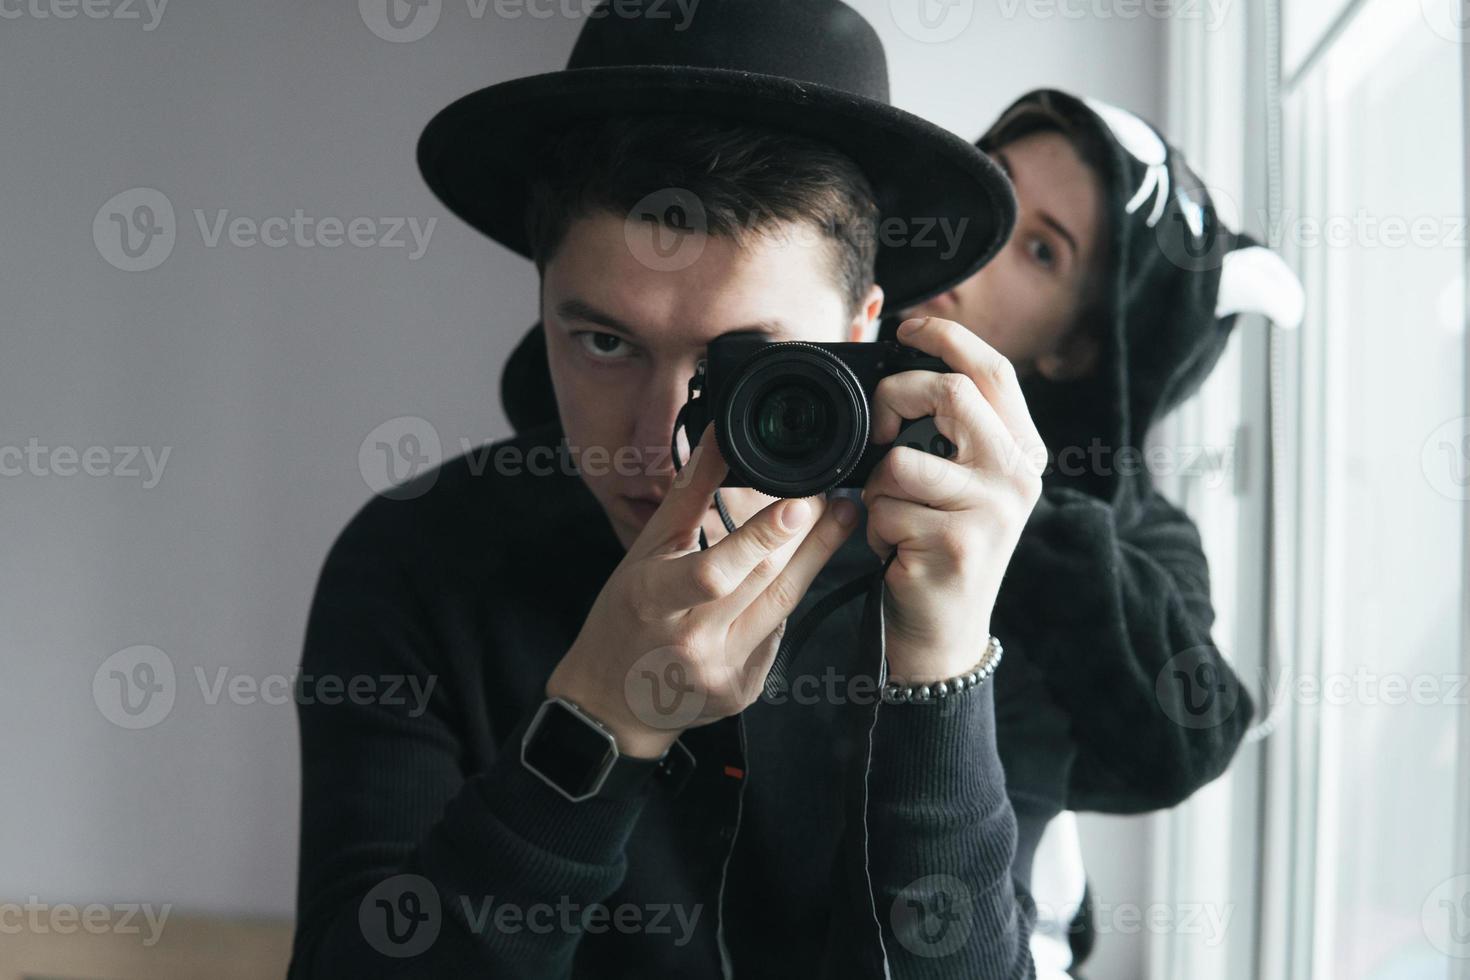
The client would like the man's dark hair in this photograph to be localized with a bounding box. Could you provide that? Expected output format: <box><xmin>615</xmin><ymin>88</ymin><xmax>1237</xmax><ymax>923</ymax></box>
<box><xmin>526</xmin><ymin>114</ymin><xmax>880</xmax><ymax>315</ymax></box>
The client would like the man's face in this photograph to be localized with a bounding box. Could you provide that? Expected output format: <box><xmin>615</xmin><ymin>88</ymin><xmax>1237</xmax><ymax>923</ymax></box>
<box><xmin>542</xmin><ymin>211</ymin><xmax>879</xmax><ymax>550</ymax></box>
<box><xmin>906</xmin><ymin>131</ymin><xmax>1105</xmax><ymax>381</ymax></box>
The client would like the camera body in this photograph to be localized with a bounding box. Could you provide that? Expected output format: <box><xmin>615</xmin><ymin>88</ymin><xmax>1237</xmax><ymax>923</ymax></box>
<box><xmin>682</xmin><ymin>336</ymin><xmax>956</xmax><ymax>498</ymax></box>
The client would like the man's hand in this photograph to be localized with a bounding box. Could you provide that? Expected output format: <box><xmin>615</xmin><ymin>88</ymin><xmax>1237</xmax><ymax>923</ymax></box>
<box><xmin>862</xmin><ymin>316</ymin><xmax>1047</xmax><ymax>685</ymax></box>
<box><xmin>547</xmin><ymin>424</ymin><xmax>860</xmax><ymax>758</ymax></box>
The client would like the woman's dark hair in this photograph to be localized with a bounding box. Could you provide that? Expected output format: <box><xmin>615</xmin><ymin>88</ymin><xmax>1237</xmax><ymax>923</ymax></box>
<box><xmin>983</xmin><ymin>111</ymin><xmax>1116</xmax><ymax>349</ymax></box>
<box><xmin>525</xmin><ymin>113</ymin><xmax>881</xmax><ymax>316</ymax></box>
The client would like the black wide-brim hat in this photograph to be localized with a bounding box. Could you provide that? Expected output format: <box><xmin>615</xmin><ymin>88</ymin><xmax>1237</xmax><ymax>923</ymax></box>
<box><xmin>417</xmin><ymin>0</ymin><xmax>1016</xmax><ymax>310</ymax></box>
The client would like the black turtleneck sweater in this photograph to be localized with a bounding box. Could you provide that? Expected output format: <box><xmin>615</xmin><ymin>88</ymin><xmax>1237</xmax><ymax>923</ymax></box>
<box><xmin>287</xmin><ymin>421</ymin><xmax>1040</xmax><ymax>979</ymax></box>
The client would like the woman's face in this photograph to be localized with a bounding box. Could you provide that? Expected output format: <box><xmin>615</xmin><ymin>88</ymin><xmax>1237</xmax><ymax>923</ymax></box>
<box><xmin>905</xmin><ymin>130</ymin><xmax>1106</xmax><ymax>381</ymax></box>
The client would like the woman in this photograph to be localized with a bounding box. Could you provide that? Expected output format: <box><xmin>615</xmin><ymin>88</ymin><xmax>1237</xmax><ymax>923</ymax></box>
<box><xmin>890</xmin><ymin>88</ymin><xmax>1303</xmax><ymax>975</ymax></box>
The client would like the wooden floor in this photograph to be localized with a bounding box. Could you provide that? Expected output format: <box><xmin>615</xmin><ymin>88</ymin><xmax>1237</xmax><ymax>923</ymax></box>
<box><xmin>0</xmin><ymin>910</ymin><xmax>293</xmax><ymax>980</ymax></box>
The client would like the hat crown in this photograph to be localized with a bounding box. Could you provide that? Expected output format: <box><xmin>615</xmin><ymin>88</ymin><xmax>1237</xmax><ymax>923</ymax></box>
<box><xmin>566</xmin><ymin>0</ymin><xmax>889</xmax><ymax>102</ymax></box>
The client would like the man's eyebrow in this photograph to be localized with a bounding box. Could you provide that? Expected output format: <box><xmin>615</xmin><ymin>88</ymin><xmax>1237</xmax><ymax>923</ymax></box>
<box><xmin>554</xmin><ymin>298</ymin><xmax>788</xmax><ymax>340</ymax></box>
<box><xmin>994</xmin><ymin>148</ymin><xmax>1080</xmax><ymax>263</ymax></box>
<box><xmin>555</xmin><ymin>299</ymin><xmax>641</xmax><ymax>338</ymax></box>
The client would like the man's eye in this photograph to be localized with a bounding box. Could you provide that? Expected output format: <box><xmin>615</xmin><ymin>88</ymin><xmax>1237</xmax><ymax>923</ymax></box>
<box><xmin>576</xmin><ymin>331</ymin><xmax>633</xmax><ymax>360</ymax></box>
<box><xmin>1026</xmin><ymin>236</ymin><xmax>1057</xmax><ymax>270</ymax></box>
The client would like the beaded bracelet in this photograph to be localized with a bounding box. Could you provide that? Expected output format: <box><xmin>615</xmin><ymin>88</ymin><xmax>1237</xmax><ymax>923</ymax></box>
<box><xmin>881</xmin><ymin>635</ymin><xmax>1004</xmax><ymax>705</ymax></box>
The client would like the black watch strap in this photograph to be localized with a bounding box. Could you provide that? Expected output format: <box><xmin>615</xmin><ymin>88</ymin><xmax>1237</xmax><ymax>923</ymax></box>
<box><xmin>600</xmin><ymin>736</ymin><xmax>697</xmax><ymax>801</ymax></box>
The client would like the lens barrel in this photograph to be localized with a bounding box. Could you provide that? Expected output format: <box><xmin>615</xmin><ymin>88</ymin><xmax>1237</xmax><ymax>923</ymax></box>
<box><xmin>716</xmin><ymin>342</ymin><xmax>869</xmax><ymax>497</ymax></box>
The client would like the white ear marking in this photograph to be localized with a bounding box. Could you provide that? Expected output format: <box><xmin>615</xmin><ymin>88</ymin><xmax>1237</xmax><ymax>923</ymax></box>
<box><xmin>1216</xmin><ymin>246</ymin><xmax>1305</xmax><ymax>329</ymax></box>
<box><xmin>1085</xmin><ymin>97</ymin><xmax>1172</xmax><ymax>228</ymax></box>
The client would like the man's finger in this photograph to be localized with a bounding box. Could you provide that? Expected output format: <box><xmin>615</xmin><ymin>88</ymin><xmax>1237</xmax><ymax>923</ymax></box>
<box><xmin>638</xmin><ymin>423</ymin><xmax>727</xmax><ymax>555</ymax></box>
<box><xmin>662</xmin><ymin>495</ymin><xmax>821</xmax><ymax>607</ymax></box>
<box><xmin>869</xmin><ymin>369</ymin><xmax>1010</xmax><ymax>471</ymax></box>
<box><xmin>727</xmin><ymin>496</ymin><xmax>861</xmax><ymax>652</ymax></box>
<box><xmin>893</xmin><ymin>317</ymin><xmax>1046</xmax><ymax>472</ymax></box>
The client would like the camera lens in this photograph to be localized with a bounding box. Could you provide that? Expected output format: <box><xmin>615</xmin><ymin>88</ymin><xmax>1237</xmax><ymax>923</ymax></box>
<box><xmin>718</xmin><ymin>342</ymin><xmax>868</xmax><ymax>497</ymax></box>
<box><xmin>752</xmin><ymin>380</ymin><xmax>832</xmax><ymax>460</ymax></box>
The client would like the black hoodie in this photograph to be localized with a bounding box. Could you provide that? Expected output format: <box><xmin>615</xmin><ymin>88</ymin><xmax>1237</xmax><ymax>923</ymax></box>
<box><xmin>888</xmin><ymin>89</ymin><xmax>1305</xmax><ymax>820</ymax></box>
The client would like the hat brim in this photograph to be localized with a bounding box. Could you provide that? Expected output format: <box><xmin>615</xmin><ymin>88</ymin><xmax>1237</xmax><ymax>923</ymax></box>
<box><xmin>417</xmin><ymin>65</ymin><xmax>1015</xmax><ymax>311</ymax></box>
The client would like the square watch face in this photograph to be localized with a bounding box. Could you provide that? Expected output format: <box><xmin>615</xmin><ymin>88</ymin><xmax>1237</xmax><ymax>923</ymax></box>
<box><xmin>523</xmin><ymin>699</ymin><xmax>616</xmax><ymax>799</ymax></box>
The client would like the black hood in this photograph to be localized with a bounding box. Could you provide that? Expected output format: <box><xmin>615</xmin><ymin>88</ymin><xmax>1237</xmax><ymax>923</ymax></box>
<box><xmin>965</xmin><ymin>88</ymin><xmax>1303</xmax><ymax>515</ymax></box>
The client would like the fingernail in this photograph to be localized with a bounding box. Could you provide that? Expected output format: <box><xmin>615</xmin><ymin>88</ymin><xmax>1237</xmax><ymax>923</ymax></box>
<box><xmin>898</xmin><ymin>318</ymin><xmax>923</xmax><ymax>335</ymax></box>
<box><xmin>780</xmin><ymin>498</ymin><xmax>810</xmax><ymax>530</ymax></box>
<box><xmin>833</xmin><ymin>499</ymin><xmax>859</xmax><ymax>528</ymax></box>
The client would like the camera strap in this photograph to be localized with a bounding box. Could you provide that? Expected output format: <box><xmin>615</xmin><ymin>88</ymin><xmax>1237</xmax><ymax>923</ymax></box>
<box><xmin>672</xmin><ymin>407</ymin><xmax>899</xmax><ymax>974</ymax></box>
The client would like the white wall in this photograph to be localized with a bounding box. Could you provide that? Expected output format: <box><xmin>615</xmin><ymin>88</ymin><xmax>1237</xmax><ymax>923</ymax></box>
<box><xmin>0</xmin><ymin>1</ymin><xmax>1160</xmax><ymax>973</ymax></box>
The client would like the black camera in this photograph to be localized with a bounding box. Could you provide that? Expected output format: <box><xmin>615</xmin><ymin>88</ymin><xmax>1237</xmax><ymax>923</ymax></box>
<box><xmin>682</xmin><ymin>337</ymin><xmax>958</xmax><ymax>498</ymax></box>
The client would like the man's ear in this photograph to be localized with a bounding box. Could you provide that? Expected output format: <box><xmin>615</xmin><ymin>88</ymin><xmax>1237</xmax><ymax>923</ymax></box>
<box><xmin>845</xmin><ymin>283</ymin><xmax>885</xmax><ymax>342</ymax></box>
<box><xmin>1035</xmin><ymin>326</ymin><xmax>1100</xmax><ymax>381</ymax></box>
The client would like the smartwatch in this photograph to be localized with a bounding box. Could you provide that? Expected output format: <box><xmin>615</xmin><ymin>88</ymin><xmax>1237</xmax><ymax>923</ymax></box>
<box><xmin>520</xmin><ymin>696</ymin><xmax>694</xmax><ymax>803</ymax></box>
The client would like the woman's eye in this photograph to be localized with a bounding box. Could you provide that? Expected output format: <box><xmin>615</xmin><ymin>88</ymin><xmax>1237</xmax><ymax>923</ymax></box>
<box><xmin>1026</xmin><ymin>236</ymin><xmax>1057</xmax><ymax>270</ymax></box>
<box><xmin>576</xmin><ymin>331</ymin><xmax>633</xmax><ymax>360</ymax></box>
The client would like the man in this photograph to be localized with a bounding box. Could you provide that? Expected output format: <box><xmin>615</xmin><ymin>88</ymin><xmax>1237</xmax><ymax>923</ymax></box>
<box><xmin>290</xmin><ymin>2</ymin><xmax>1047</xmax><ymax>977</ymax></box>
